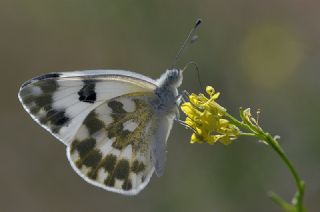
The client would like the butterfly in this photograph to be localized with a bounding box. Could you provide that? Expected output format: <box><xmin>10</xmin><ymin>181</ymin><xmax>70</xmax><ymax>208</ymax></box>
<box><xmin>18</xmin><ymin>19</ymin><xmax>201</xmax><ymax>195</ymax></box>
<box><xmin>18</xmin><ymin>69</ymin><xmax>183</xmax><ymax>195</ymax></box>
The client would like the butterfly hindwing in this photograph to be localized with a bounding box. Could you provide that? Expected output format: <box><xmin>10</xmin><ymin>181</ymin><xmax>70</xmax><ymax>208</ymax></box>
<box><xmin>18</xmin><ymin>70</ymin><xmax>157</xmax><ymax>145</ymax></box>
<box><xmin>67</xmin><ymin>92</ymin><xmax>160</xmax><ymax>195</ymax></box>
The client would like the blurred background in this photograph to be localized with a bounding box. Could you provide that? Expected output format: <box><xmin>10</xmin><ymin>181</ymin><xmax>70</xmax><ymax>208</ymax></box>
<box><xmin>1</xmin><ymin>0</ymin><xmax>319</xmax><ymax>211</ymax></box>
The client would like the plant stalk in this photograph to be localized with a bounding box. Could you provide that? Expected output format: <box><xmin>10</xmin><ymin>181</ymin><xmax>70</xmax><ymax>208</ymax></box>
<box><xmin>225</xmin><ymin>111</ymin><xmax>305</xmax><ymax>212</ymax></box>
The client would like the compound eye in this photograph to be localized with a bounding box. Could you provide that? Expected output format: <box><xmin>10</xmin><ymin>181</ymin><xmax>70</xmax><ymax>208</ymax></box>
<box><xmin>168</xmin><ymin>72</ymin><xmax>175</xmax><ymax>80</ymax></box>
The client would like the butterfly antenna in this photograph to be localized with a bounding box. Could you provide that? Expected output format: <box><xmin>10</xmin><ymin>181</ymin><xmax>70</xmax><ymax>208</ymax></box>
<box><xmin>182</xmin><ymin>61</ymin><xmax>203</xmax><ymax>89</ymax></box>
<box><xmin>171</xmin><ymin>19</ymin><xmax>202</xmax><ymax>69</ymax></box>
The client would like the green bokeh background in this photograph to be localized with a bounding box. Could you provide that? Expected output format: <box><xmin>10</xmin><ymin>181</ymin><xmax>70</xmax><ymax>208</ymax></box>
<box><xmin>1</xmin><ymin>0</ymin><xmax>319</xmax><ymax>211</ymax></box>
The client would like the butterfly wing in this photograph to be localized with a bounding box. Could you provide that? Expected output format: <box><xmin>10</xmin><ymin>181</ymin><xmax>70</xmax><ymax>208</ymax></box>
<box><xmin>18</xmin><ymin>70</ymin><xmax>157</xmax><ymax>145</ymax></box>
<box><xmin>150</xmin><ymin>114</ymin><xmax>175</xmax><ymax>177</ymax></box>
<box><xmin>67</xmin><ymin>92</ymin><xmax>173</xmax><ymax>195</ymax></box>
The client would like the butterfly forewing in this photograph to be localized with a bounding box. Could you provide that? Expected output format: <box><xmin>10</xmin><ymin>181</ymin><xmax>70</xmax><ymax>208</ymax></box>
<box><xmin>18</xmin><ymin>70</ymin><xmax>157</xmax><ymax>145</ymax></box>
<box><xmin>67</xmin><ymin>92</ymin><xmax>157</xmax><ymax>195</ymax></box>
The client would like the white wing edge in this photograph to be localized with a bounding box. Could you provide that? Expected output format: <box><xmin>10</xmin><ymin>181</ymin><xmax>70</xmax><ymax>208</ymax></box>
<box><xmin>60</xmin><ymin>69</ymin><xmax>157</xmax><ymax>85</ymax></box>
<box><xmin>66</xmin><ymin>146</ymin><xmax>155</xmax><ymax>195</ymax></box>
<box><xmin>20</xmin><ymin>69</ymin><xmax>158</xmax><ymax>88</ymax></box>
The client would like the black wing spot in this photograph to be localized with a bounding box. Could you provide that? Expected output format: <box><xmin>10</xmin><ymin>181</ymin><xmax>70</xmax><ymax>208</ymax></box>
<box><xmin>114</xmin><ymin>159</ymin><xmax>130</xmax><ymax>180</ymax></box>
<box><xmin>131</xmin><ymin>160</ymin><xmax>146</xmax><ymax>173</ymax></box>
<box><xmin>21</xmin><ymin>73</ymin><xmax>61</xmax><ymax>88</ymax></box>
<box><xmin>104</xmin><ymin>175</ymin><xmax>115</xmax><ymax>187</ymax></box>
<box><xmin>108</xmin><ymin>101</ymin><xmax>126</xmax><ymax>114</ymax></box>
<box><xmin>71</xmin><ymin>138</ymin><xmax>96</xmax><ymax>158</ymax></box>
<box><xmin>84</xmin><ymin>112</ymin><xmax>105</xmax><ymax>134</ymax></box>
<box><xmin>78</xmin><ymin>80</ymin><xmax>96</xmax><ymax>103</ymax></box>
<box><xmin>82</xmin><ymin>150</ymin><xmax>102</xmax><ymax>168</ymax></box>
<box><xmin>122</xmin><ymin>179</ymin><xmax>132</xmax><ymax>190</ymax></box>
<box><xmin>103</xmin><ymin>154</ymin><xmax>117</xmax><ymax>173</ymax></box>
<box><xmin>34</xmin><ymin>73</ymin><xmax>61</xmax><ymax>81</ymax></box>
<box><xmin>48</xmin><ymin>109</ymin><xmax>69</xmax><ymax>126</ymax></box>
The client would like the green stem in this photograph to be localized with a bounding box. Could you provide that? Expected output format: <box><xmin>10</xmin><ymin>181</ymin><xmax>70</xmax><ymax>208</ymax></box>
<box><xmin>258</xmin><ymin>132</ymin><xmax>305</xmax><ymax>212</ymax></box>
<box><xmin>225</xmin><ymin>112</ymin><xmax>251</xmax><ymax>131</ymax></box>
<box><xmin>225</xmin><ymin>111</ymin><xmax>305</xmax><ymax>212</ymax></box>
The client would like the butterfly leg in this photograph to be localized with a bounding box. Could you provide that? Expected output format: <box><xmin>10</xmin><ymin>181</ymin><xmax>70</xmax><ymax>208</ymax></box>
<box><xmin>175</xmin><ymin>89</ymin><xmax>191</xmax><ymax>118</ymax></box>
<box><xmin>176</xmin><ymin>90</ymin><xmax>190</xmax><ymax>106</ymax></box>
<box><xmin>174</xmin><ymin>117</ymin><xmax>195</xmax><ymax>131</ymax></box>
<box><xmin>174</xmin><ymin>90</ymin><xmax>193</xmax><ymax>127</ymax></box>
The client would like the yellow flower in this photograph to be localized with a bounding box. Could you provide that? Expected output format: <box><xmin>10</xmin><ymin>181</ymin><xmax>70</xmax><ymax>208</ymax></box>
<box><xmin>181</xmin><ymin>86</ymin><xmax>240</xmax><ymax>145</ymax></box>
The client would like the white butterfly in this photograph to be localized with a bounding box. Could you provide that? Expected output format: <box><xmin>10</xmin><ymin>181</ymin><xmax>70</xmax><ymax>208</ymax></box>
<box><xmin>18</xmin><ymin>69</ymin><xmax>182</xmax><ymax>195</ymax></box>
<box><xmin>18</xmin><ymin>19</ymin><xmax>201</xmax><ymax>195</ymax></box>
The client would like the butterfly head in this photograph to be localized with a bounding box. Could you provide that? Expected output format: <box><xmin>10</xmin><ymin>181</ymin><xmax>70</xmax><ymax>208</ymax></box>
<box><xmin>158</xmin><ymin>69</ymin><xmax>183</xmax><ymax>88</ymax></box>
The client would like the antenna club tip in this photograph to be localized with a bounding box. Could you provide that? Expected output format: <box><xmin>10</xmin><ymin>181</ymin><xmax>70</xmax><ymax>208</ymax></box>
<box><xmin>195</xmin><ymin>19</ymin><xmax>202</xmax><ymax>27</ymax></box>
